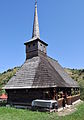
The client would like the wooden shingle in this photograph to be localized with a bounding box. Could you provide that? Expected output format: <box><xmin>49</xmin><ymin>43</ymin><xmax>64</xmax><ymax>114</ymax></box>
<box><xmin>4</xmin><ymin>55</ymin><xmax>79</xmax><ymax>89</ymax></box>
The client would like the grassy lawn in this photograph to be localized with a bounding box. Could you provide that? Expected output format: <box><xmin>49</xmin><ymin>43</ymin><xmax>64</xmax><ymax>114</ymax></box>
<box><xmin>0</xmin><ymin>103</ymin><xmax>84</xmax><ymax>120</ymax></box>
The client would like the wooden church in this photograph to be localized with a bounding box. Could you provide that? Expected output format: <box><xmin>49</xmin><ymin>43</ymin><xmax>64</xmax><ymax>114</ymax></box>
<box><xmin>4</xmin><ymin>1</ymin><xmax>80</xmax><ymax>108</ymax></box>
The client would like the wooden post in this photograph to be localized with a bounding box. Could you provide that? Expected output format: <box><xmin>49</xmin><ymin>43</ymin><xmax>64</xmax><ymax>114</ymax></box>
<box><xmin>53</xmin><ymin>88</ymin><xmax>56</xmax><ymax>100</ymax></box>
<box><xmin>55</xmin><ymin>89</ymin><xmax>58</xmax><ymax>100</ymax></box>
<box><xmin>55</xmin><ymin>93</ymin><xmax>58</xmax><ymax>100</ymax></box>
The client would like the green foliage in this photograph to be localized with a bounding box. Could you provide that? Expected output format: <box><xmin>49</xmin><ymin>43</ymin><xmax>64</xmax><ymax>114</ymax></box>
<box><xmin>62</xmin><ymin>103</ymin><xmax>84</xmax><ymax>120</ymax></box>
<box><xmin>65</xmin><ymin>68</ymin><xmax>84</xmax><ymax>101</ymax></box>
<box><xmin>80</xmin><ymin>86</ymin><xmax>84</xmax><ymax>100</ymax></box>
<box><xmin>7</xmin><ymin>69</ymin><xmax>13</xmax><ymax>72</ymax></box>
<box><xmin>0</xmin><ymin>67</ymin><xmax>20</xmax><ymax>95</ymax></box>
<box><xmin>0</xmin><ymin>100</ymin><xmax>7</xmax><ymax>106</ymax></box>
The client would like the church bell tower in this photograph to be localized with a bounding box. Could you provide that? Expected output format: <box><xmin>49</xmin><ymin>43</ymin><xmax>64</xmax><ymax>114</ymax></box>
<box><xmin>24</xmin><ymin>0</ymin><xmax>48</xmax><ymax>60</ymax></box>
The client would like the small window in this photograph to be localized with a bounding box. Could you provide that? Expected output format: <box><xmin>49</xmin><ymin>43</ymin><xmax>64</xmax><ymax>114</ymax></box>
<box><xmin>28</xmin><ymin>45</ymin><xmax>30</xmax><ymax>48</ymax></box>
<box><xmin>26</xmin><ymin>89</ymin><xmax>28</xmax><ymax>93</ymax></box>
<box><xmin>33</xmin><ymin>43</ymin><xmax>35</xmax><ymax>46</ymax></box>
<box><xmin>14</xmin><ymin>90</ymin><xmax>16</xmax><ymax>93</ymax></box>
<box><xmin>40</xmin><ymin>44</ymin><xmax>42</xmax><ymax>46</ymax></box>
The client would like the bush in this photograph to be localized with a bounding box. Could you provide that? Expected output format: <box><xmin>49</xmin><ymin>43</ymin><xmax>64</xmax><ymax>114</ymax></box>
<box><xmin>7</xmin><ymin>69</ymin><xmax>13</xmax><ymax>72</ymax></box>
<box><xmin>0</xmin><ymin>100</ymin><xmax>7</xmax><ymax>106</ymax></box>
<box><xmin>80</xmin><ymin>86</ymin><xmax>84</xmax><ymax>101</ymax></box>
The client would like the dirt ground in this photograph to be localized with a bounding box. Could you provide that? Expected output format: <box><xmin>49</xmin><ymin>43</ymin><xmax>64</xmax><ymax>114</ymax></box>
<box><xmin>57</xmin><ymin>100</ymin><xmax>83</xmax><ymax>116</ymax></box>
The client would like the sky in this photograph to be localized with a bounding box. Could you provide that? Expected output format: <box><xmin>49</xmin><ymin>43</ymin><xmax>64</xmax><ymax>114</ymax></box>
<box><xmin>0</xmin><ymin>0</ymin><xmax>84</xmax><ymax>73</ymax></box>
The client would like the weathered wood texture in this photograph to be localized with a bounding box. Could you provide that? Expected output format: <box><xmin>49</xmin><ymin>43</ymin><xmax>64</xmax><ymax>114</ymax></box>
<box><xmin>6</xmin><ymin>88</ymin><xmax>55</xmax><ymax>105</ymax></box>
<box><xmin>58</xmin><ymin>98</ymin><xmax>64</xmax><ymax>108</ymax></box>
<box><xmin>4</xmin><ymin>54</ymin><xmax>79</xmax><ymax>90</ymax></box>
<box><xmin>66</xmin><ymin>94</ymin><xmax>80</xmax><ymax>105</ymax></box>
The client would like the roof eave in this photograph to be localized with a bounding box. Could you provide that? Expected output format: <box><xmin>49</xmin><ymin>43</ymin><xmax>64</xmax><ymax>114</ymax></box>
<box><xmin>3</xmin><ymin>85</ymin><xmax>80</xmax><ymax>90</ymax></box>
<box><xmin>24</xmin><ymin>38</ymin><xmax>48</xmax><ymax>46</ymax></box>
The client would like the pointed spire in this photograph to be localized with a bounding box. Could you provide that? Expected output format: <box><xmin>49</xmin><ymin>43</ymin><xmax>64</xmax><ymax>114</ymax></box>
<box><xmin>32</xmin><ymin>0</ymin><xmax>40</xmax><ymax>39</ymax></box>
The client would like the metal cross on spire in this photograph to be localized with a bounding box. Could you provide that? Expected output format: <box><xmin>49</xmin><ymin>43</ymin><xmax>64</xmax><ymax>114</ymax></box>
<box><xmin>32</xmin><ymin>0</ymin><xmax>40</xmax><ymax>39</ymax></box>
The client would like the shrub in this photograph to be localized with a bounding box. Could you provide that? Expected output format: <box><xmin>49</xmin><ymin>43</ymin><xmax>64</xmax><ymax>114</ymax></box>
<box><xmin>0</xmin><ymin>100</ymin><xmax>7</xmax><ymax>106</ymax></box>
<box><xmin>80</xmin><ymin>86</ymin><xmax>84</xmax><ymax>101</ymax></box>
<box><xmin>7</xmin><ymin>69</ymin><xmax>13</xmax><ymax>72</ymax></box>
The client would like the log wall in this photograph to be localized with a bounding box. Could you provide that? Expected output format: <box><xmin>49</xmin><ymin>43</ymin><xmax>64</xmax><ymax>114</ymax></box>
<box><xmin>6</xmin><ymin>88</ymin><xmax>54</xmax><ymax>106</ymax></box>
<box><xmin>6</xmin><ymin>88</ymin><xmax>80</xmax><ymax>108</ymax></box>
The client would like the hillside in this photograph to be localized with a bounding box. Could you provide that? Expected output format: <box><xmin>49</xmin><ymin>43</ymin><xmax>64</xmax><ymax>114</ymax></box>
<box><xmin>0</xmin><ymin>67</ymin><xmax>20</xmax><ymax>95</ymax></box>
<box><xmin>0</xmin><ymin>67</ymin><xmax>84</xmax><ymax>99</ymax></box>
<box><xmin>65</xmin><ymin>68</ymin><xmax>84</xmax><ymax>100</ymax></box>
<box><xmin>64</xmin><ymin>68</ymin><xmax>84</xmax><ymax>87</ymax></box>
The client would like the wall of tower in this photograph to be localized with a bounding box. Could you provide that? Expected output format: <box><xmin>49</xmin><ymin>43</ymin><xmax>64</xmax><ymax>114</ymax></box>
<box><xmin>38</xmin><ymin>41</ymin><xmax>47</xmax><ymax>54</ymax></box>
<box><xmin>25</xmin><ymin>40</ymin><xmax>47</xmax><ymax>59</ymax></box>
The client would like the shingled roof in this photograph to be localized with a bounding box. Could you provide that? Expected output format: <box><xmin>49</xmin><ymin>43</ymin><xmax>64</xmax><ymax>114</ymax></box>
<box><xmin>4</xmin><ymin>55</ymin><xmax>79</xmax><ymax>89</ymax></box>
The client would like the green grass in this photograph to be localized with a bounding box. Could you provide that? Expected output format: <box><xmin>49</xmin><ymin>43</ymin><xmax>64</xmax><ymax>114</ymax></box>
<box><xmin>0</xmin><ymin>103</ymin><xmax>84</xmax><ymax>120</ymax></box>
<box><xmin>62</xmin><ymin>103</ymin><xmax>84</xmax><ymax>120</ymax></box>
